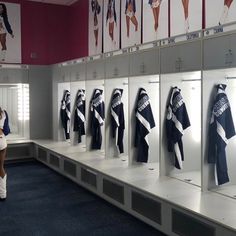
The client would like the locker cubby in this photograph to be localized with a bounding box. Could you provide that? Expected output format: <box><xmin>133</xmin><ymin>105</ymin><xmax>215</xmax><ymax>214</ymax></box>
<box><xmin>104</xmin><ymin>77</ymin><xmax>129</xmax><ymax>159</ymax></box>
<box><xmin>6</xmin><ymin>144</ymin><xmax>32</xmax><ymax>160</ymax></box>
<box><xmin>57</xmin><ymin>82</ymin><xmax>71</xmax><ymax>142</ymax></box>
<box><xmin>0</xmin><ymin>67</ymin><xmax>29</xmax><ymax>83</ymax></box>
<box><xmin>49</xmin><ymin>153</ymin><xmax>61</xmax><ymax>169</ymax></box>
<box><xmin>160</xmin><ymin>41</ymin><xmax>201</xmax><ymax>74</ymax></box>
<box><xmin>58</xmin><ymin>64</ymin><xmax>71</xmax><ymax>82</ymax></box>
<box><xmin>86</xmin><ymin>59</ymin><xmax>105</xmax><ymax>80</ymax></box>
<box><xmin>85</xmin><ymin>77</ymin><xmax>105</xmax><ymax>156</ymax></box>
<box><xmin>203</xmin><ymin>68</ymin><xmax>236</xmax><ymax>198</ymax></box>
<box><xmin>70</xmin><ymin>81</ymin><xmax>86</xmax><ymax>147</ymax></box>
<box><xmin>129</xmin><ymin>49</ymin><xmax>159</xmax><ymax>76</ymax></box>
<box><xmin>204</xmin><ymin>34</ymin><xmax>236</xmax><ymax>70</ymax></box>
<box><xmin>105</xmin><ymin>54</ymin><xmax>130</xmax><ymax>78</ymax></box>
<box><xmin>131</xmin><ymin>191</ymin><xmax>162</xmax><ymax>225</ymax></box>
<box><xmin>129</xmin><ymin>75</ymin><xmax>160</xmax><ymax>169</ymax></box>
<box><xmin>70</xmin><ymin>62</ymin><xmax>86</xmax><ymax>82</ymax></box>
<box><xmin>37</xmin><ymin>147</ymin><xmax>48</xmax><ymax>163</ymax></box>
<box><xmin>81</xmin><ymin>167</ymin><xmax>97</xmax><ymax>188</ymax></box>
<box><xmin>64</xmin><ymin>159</ymin><xmax>77</xmax><ymax>178</ymax></box>
<box><xmin>160</xmin><ymin>71</ymin><xmax>202</xmax><ymax>187</ymax></box>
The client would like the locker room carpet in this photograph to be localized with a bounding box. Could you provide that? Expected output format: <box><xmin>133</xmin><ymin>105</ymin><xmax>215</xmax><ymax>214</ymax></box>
<box><xmin>1</xmin><ymin>160</ymin><xmax>166</xmax><ymax>236</ymax></box>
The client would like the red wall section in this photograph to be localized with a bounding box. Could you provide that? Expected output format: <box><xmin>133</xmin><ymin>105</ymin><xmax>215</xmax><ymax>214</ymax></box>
<box><xmin>1</xmin><ymin>0</ymin><xmax>71</xmax><ymax>65</ymax></box>
<box><xmin>68</xmin><ymin>0</ymin><xmax>89</xmax><ymax>61</ymax></box>
<box><xmin>0</xmin><ymin>0</ymin><xmax>89</xmax><ymax>65</ymax></box>
<box><xmin>22</xmin><ymin>1</ymin><xmax>70</xmax><ymax>65</ymax></box>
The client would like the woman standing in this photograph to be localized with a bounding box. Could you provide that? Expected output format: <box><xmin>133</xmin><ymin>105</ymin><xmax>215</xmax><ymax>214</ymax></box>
<box><xmin>0</xmin><ymin>107</ymin><xmax>8</xmax><ymax>201</ymax></box>
<box><xmin>91</xmin><ymin>0</ymin><xmax>101</xmax><ymax>47</ymax></box>
<box><xmin>125</xmin><ymin>0</ymin><xmax>138</xmax><ymax>38</ymax></box>
<box><xmin>149</xmin><ymin>0</ymin><xmax>162</xmax><ymax>32</ymax></box>
<box><xmin>0</xmin><ymin>3</ymin><xmax>14</xmax><ymax>62</ymax></box>
<box><xmin>106</xmin><ymin>0</ymin><xmax>117</xmax><ymax>45</ymax></box>
<box><xmin>219</xmin><ymin>0</ymin><xmax>234</xmax><ymax>25</ymax></box>
<box><xmin>181</xmin><ymin>0</ymin><xmax>189</xmax><ymax>33</ymax></box>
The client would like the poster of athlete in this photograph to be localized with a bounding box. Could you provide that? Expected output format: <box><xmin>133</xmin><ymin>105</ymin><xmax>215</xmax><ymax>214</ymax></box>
<box><xmin>143</xmin><ymin>0</ymin><xmax>168</xmax><ymax>43</ymax></box>
<box><xmin>0</xmin><ymin>2</ymin><xmax>21</xmax><ymax>63</ymax></box>
<box><xmin>206</xmin><ymin>0</ymin><xmax>236</xmax><ymax>28</ymax></box>
<box><xmin>103</xmin><ymin>0</ymin><xmax>120</xmax><ymax>53</ymax></box>
<box><xmin>170</xmin><ymin>0</ymin><xmax>202</xmax><ymax>37</ymax></box>
<box><xmin>89</xmin><ymin>0</ymin><xmax>103</xmax><ymax>56</ymax></box>
<box><xmin>121</xmin><ymin>0</ymin><xmax>141</xmax><ymax>48</ymax></box>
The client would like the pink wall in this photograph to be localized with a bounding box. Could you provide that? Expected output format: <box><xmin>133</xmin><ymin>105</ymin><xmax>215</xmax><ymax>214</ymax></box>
<box><xmin>22</xmin><ymin>1</ymin><xmax>70</xmax><ymax>65</ymax></box>
<box><xmin>68</xmin><ymin>0</ymin><xmax>89</xmax><ymax>61</ymax></box>
<box><xmin>1</xmin><ymin>0</ymin><xmax>88</xmax><ymax>65</ymax></box>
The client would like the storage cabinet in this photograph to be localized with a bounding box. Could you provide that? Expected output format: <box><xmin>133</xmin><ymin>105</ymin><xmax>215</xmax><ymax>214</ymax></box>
<box><xmin>105</xmin><ymin>54</ymin><xmax>129</xmax><ymax>78</ymax></box>
<box><xmin>129</xmin><ymin>49</ymin><xmax>159</xmax><ymax>76</ymax></box>
<box><xmin>86</xmin><ymin>59</ymin><xmax>105</xmax><ymax>80</ymax></box>
<box><xmin>70</xmin><ymin>62</ymin><xmax>86</xmax><ymax>82</ymax></box>
<box><xmin>0</xmin><ymin>67</ymin><xmax>29</xmax><ymax>83</ymax></box>
<box><xmin>204</xmin><ymin>34</ymin><xmax>236</xmax><ymax>69</ymax></box>
<box><xmin>161</xmin><ymin>41</ymin><xmax>201</xmax><ymax>73</ymax></box>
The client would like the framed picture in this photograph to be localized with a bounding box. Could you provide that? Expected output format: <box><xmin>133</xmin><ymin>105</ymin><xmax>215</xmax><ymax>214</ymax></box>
<box><xmin>103</xmin><ymin>0</ymin><xmax>120</xmax><ymax>53</ymax></box>
<box><xmin>170</xmin><ymin>0</ymin><xmax>202</xmax><ymax>36</ymax></box>
<box><xmin>143</xmin><ymin>0</ymin><xmax>168</xmax><ymax>43</ymax></box>
<box><xmin>121</xmin><ymin>0</ymin><xmax>141</xmax><ymax>48</ymax></box>
<box><xmin>206</xmin><ymin>0</ymin><xmax>236</xmax><ymax>28</ymax></box>
<box><xmin>89</xmin><ymin>0</ymin><xmax>103</xmax><ymax>56</ymax></box>
<box><xmin>0</xmin><ymin>2</ymin><xmax>21</xmax><ymax>63</ymax></box>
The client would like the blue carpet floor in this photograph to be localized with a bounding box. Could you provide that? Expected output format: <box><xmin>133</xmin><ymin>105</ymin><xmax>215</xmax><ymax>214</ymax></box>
<box><xmin>0</xmin><ymin>161</ymin><xmax>166</xmax><ymax>236</ymax></box>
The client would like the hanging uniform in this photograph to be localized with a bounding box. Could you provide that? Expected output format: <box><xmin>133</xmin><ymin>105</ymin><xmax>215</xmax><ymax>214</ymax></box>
<box><xmin>135</xmin><ymin>88</ymin><xmax>155</xmax><ymax>163</ymax></box>
<box><xmin>111</xmin><ymin>89</ymin><xmax>125</xmax><ymax>154</ymax></box>
<box><xmin>74</xmin><ymin>89</ymin><xmax>86</xmax><ymax>143</ymax></box>
<box><xmin>60</xmin><ymin>90</ymin><xmax>71</xmax><ymax>140</ymax></box>
<box><xmin>208</xmin><ymin>84</ymin><xmax>235</xmax><ymax>185</ymax></box>
<box><xmin>166</xmin><ymin>87</ymin><xmax>190</xmax><ymax>170</ymax></box>
<box><xmin>90</xmin><ymin>89</ymin><xmax>105</xmax><ymax>149</ymax></box>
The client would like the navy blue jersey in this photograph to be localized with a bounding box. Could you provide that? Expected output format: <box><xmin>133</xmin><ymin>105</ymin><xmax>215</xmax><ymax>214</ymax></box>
<box><xmin>60</xmin><ymin>90</ymin><xmax>71</xmax><ymax>140</ymax></box>
<box><xmin>111</xmin><ymin>89</ymin><xmax>125</xmax><ymax>154</ymax></box>
<box><xmin>208</xmin><ymin>84</ymin><xmax>235</xmax><ymax>185</ymax></box>
<box><xmin>90</xmin><ymin>89</ymin><xmax>105</xmax><ymax>149</ymax></box>
<box><xmin>166</xmin><ymin>87</ymin><xmax>190</xmax><ymax>169</ymax></box>
<box><xmin>0</xmin><ymin>13</ymin><xmax>13</xmax><ymax>35</ymax></box>
<box><xmin>135</xmin><ymin>88</ymin><xmax>155</xmax><ymax>163</ymax></box>
<box><xmin>73</xmin><ymin>89</ymin><xmax>86</xmax><ymax>143</ymax></box>
<box><xmin>3</xmin><ymin>110</ymin><xmax>10</xmax><ymax>136</ymax></box>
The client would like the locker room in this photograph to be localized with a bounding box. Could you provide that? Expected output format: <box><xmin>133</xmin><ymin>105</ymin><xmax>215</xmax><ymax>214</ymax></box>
<box><xmin>1</xmin><ymin>0</ymin><xmax>236</xmax><ymax>236</ymax></box>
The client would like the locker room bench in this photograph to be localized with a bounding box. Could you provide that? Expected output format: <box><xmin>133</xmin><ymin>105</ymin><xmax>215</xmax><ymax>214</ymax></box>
<box><xmin>8</xmin><ymin>139</ymin><xmax>236</xmax><ymax>236</ymax></box>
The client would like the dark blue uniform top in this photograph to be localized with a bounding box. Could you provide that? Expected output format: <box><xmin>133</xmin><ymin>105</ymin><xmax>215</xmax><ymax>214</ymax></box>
<box><xmin>208</xmin><ymin>84</ymin><xmax>235</xmax><ymax>185</ymax></box>
<box><xmin>135</xmin><ymin>88</ymin><xmax>155</xmax><ymax>163</ymax></box>
<box><xmin>90</xmin><ymin>89</ymin><xmax>105</xmax><ymax>150</ymax></box>
<box><xmin>74</xmin><ymin>89</ymin><xmax>86</xmax><ymax>143</ymax></box>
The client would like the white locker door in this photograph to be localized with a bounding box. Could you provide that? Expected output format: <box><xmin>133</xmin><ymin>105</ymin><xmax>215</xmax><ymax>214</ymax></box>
<box><xmin>70</xmin><ymin>63</ymin><xmax>86</xmax><ymax>82</ymax></box>
<box><xmin>129</xmin><ymin>49</ymin><xmax>159</xmax><ymax>76</ymax></box>
<box><xmin>87</xmin><ymin>60</ymin><xmax>105</xmax><ymax>80</ymax></box>
<box><xmin>161</xmin><ymin>41</ymin><xmax>201</xmax><ymax>73</ymax></box>
<box><xmin>203</xmin><ymin>35</ymin><xmax>231</xmax><ymax>70</ymax></box>
<box><xmin>105</xmin><ymin>54</ymin><xmax>130</xmax><ymax>79</ymax></box>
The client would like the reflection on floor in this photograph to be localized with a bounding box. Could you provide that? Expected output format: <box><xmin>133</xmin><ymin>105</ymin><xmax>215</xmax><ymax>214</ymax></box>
<box><xmin>170</xmin><ymin>171</ymin><xmax>201</xmax><ymax>187</ymax></box>
<box><xmin>213</xmin><ymin>185</ymin><xmax>236</xmax><ymax>200</ymax></box>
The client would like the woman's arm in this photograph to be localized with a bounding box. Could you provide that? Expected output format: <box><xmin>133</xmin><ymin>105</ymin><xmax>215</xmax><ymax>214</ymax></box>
<box><xmin>114</xmin><ymin>1</ymin><xmax>117</xmax><ymax>23</ymax></box>
<box><xmin>133</xmin><ymin>0</ymin><xmax>136</xmax><ymax>13</ymax></box>
<box><xmin>3</xmin><ymin>16</ymin><xmax>13</xmax><ymax>36</ymax></box>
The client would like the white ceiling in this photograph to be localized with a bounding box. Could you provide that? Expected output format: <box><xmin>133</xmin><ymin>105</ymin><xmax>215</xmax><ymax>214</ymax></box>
<box><xmin>27</xmin><ymin>0</ymin><xmax>78</xmax><ymax>6</ymax></box>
